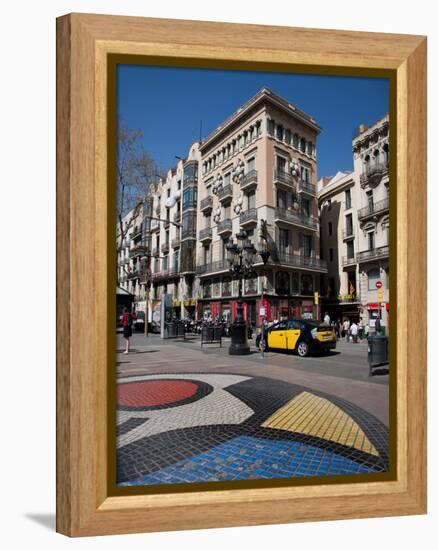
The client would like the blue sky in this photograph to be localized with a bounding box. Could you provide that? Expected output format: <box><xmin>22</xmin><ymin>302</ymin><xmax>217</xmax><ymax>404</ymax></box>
<box><xmin>117</xmin><ymin>65</ymin><xmax>389</xmax><ymax>179</ymax></box>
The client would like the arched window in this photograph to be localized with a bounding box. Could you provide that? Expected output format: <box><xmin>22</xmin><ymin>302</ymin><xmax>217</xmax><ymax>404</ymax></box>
<box><xmin>275</xmin><ymin>271</ymin><xmax>290</xmax><ymax>295</ymax></box>
<box><xmin>364</xmin><ymin>155</ymin><xmax>370</xmax><ymax>175</ymax></box>
<box><xmin>373</xmin><ymin>149</ymin><xmax>380</xmax><ymax>169</ymax></box>
<box><xmin>383</xmin><ymin>143</ymin><xmax>389</xmax><ymax>167</ymax></box>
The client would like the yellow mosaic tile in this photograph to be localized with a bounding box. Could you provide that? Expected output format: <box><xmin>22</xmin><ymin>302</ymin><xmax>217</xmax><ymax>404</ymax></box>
<box><xmin>261</xmin><ymin>392</ymin><xmax>379</xmax><ymax>457</ymax></box>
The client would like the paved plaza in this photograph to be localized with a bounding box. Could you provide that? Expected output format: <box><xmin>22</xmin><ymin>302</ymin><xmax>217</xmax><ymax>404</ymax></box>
<box><xmin>116</xmin><ymin>333</ymin><xmax>389</xmax><ymax>487</ymax></box>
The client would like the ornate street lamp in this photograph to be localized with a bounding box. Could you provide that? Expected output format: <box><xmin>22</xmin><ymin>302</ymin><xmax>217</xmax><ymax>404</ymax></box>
<box><xmin>226</xmin><ymin>230</ymin><xmax>258</xmax><ymax>355</ymax></box>
<box><xmin>258</xmin><ymin>220</ymin><xmax>271</xmax><ymax>357</ymax></box>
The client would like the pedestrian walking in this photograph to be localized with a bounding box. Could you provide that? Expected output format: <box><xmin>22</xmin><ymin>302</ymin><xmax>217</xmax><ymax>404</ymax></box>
<box><xmin>323</xmin><ymin>312</ymin><xmax>331</xmax><ymax>325</ymax></box>
<box><xmin>350</xmin><ymin>321</ymin><xmax>358</xmax><ymax>343</ymax></box>
<box><xmin>121</xmin><ymin>307</ymin><xmax>136</xmax><ymax>354</ymax></box>
<box><xmin>358</xmin><ymin>317</ymin><xmax>363</xmax><ymax>341</ymax></box>
<box><xmin>335</xmin><ymin>319</ymin><xmax>341</xmax><ymax>340</ymax></box>
<box><xmin>343</xmin><ymin>318</ymin><xmax>350</xmax><ymax>341</ymax></box>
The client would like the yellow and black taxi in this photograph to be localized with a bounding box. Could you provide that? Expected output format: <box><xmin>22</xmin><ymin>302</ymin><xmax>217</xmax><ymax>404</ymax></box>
<box><xmin>256</xmin><ymin>319</ymin><xmax>336</xmax><ymax>357</ymax></box>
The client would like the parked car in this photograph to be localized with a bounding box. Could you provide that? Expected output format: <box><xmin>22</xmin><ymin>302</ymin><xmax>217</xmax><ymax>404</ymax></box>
<box><xmin>255</xmin><ymin>319</ymin><xmax>336</xmax><ymax>357</ymax></box>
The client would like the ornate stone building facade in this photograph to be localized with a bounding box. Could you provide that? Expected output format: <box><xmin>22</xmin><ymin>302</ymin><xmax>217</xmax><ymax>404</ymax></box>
<box><xmin>318</xmin><ymin>115</ymin><xmax>390</xmax><ymax>330</ymax></box>
<box><xmin>354</xmin><ymin>115</ymin><xmax>390</xmax><ymax>328</ymax></box>
<box><xmin>196</xmin><ymin>87</ymin><xmax>326</xmax><ymax>325</ymax></box>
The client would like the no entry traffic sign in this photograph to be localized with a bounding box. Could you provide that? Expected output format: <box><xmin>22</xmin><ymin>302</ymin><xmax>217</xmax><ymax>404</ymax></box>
<box><xmin>375</xmin><ymin>280</ymin><xmax>383</xmax><ymax>289</ymax></box>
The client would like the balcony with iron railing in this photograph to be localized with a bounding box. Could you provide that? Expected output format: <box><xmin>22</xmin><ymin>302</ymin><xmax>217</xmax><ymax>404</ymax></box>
<box><xmin>240</xmin><ymin>208</ymin><xmax>258</xmax><ymax>227</ymax></box>
<box><xmin>273</xmin><ymin>252</ymin><xmax>327</xmax><ymax>273</ymax></box>
<box><xmin>171</xmin><ymin>236</ymin><xmax>181</xmax><ymax>248</ymax></box>
<box><xmin>298</xmin><ymin>179</ymin><xmax>316</xmax><ymax>195</ymax></box>
<box><xmin>151</xmin><ymin>268</ymin><xmax>180</xmax><ymax>281</ymax></box>
<box><xmin>196</xmin><ymin>259</ymin><xmax>229</xmax><ymax>276</ymax></box>
<box><xmin>200</xmin><ymin>195</ymin><xmax>213</xmax><ymax>212</ymax></box>
<box><xmin>357</xmin><ymin>197</ymin><xmax>389</xmax><ymax>220</ymax></box>
<box><xmin>131</xmin><ymin>243</ymin><xmax>148</xmax><ymax>256</ymax></box>
<box><xmin>163</xmin><ymin>217</ymin><xmax>170</xmax><ymax>229</ymax></box>
<box><xmin>152</xmin><ymin>247</ymin><xmax>160</xmax><ymax>257</ymax></box>
<box><xmin>273</xmin><ymin>170</ymin><xmax>295</xmax><ymax>189</ymax></box>
<box><xmin>217</xmin><ymin>218</ymin><xmax>233</xmax><ymax>235</ymax></box>
<box><xmin>199</xmin><ymin>227</ymin><xmax>213</xmax><ymax>242</ymax></box>
<box><xmin>217</xmin><ymin>184</ymin><xmax>233</xmax><ymax>203</ymax></box>
<box><xmin>127</xmin><ymin>269</ymin><xmax>141</xmax><ymax>280</ymax></box>
<box><xmin>274</xmin><ymin>208</ymin><xmax>318</xmax><ymax>230</ymax></box>
<box><xmin>342</xmin><ymin>255</ymin><xmax>356</xmax><ymax>266</ymax></box>
<box><xmin>161</xmin><ymin>242</ymin><xmax>170</xmax><ymax>254</ymax></box>
<box><xmin>173</xmin><ymin>211</ymin><xmax>181</xmax><ymax>223</ymax></box>
<box><xmin>240</xmin><ymin>169</ymin><xmax>258</xmax><ymax>190</ymax></box>
<box><xmin>357</xmin><ymin>245</ymin><xmax>389</xmax><ymax>263</ymax></box>
<box><xmin>359</xmin><ymin>162</ymin><xmax>389</xmax><ymax>187</ymax></box>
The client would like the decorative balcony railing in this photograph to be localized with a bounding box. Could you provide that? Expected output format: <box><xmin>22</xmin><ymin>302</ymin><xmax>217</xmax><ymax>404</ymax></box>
<box><xmin>200</xmin><ymin>196</ymin><xmax>213</xmax><ymax>211</ymax></box>
<box><xmin>151</xmin><ymin>269</ymin><xmax>180</xmax><ymax>281</ymax></box>
<box><xmin>357</xmin><ymin>197</ymin><xmax>389</xmax><ymax>220</ymax></box>
<box><xmin>240</xmin><ymin>208</ymin><xmax>258</xmax><ymax>226</ymax></box>
<box><xmin>217</xmin><ymin>218</ymin><xmax>233</xmax><ymax>235</ymax></box>
<box><xmin>274</xmin><ymin>252</ymin><xmax>327</xmax><ymax>272</ymax></box>
<box><xmin>199</xmin><ymin>227</ymin><xmax>213</xmax><ymax>242</ymax></box>
<box><xmin>298</xmin><ymin>180</ymin><xmax>316</xmax><ymax>195</ymax></box>
<box><xmin>359</xmin><ymin>163</ymin><xmax>389</xmax><ymax>187</ymax></box>
<box><xmin>171</xmin><ymin>236</ymin><xmax>180</xmax><ymax>248</ymax></box>
<box><xmin>217</xmin><ymin>184</ymin><xmax>233</xmax><ymax>202</ymax></box>
<box><xmin>173</xmin><ymin>212</ymin><xmax>181</xmax><ymax>223</ymax></box>
<box><xmin>240</xmin><ymin>169</ymin><xmax>258</xmax><ymax>190</ymax></box>
<box><xmin>161</xmin><ymin>242</ymin><xmax>170</xmax><ymax>254</ymax></box>
<box><xmin>273</xmin><ymin>170</ymin><xmax>294</xmax><ymax>187</ymax></box>
<box><xmin>357</xmin><ymin>245</ymin><xmax>389</xmax><ymax>263</ymax></box>
<box><xmin>196</xmin><ymin>259</ymin><xmax>229</xmax><ymax>276</ymax></box>
<box><xmin>274</xmin><ymin>208</ymin><xmax>318</xmax><ymax>230</ymax></box>
<box><xmin>131</xmin><ymin>243</ymin><xmax>148</xmax><ymax>256</ymax></box>
<box><xmin>342</xmin><ymin>255</ymin><xmax>356</xmax><ymax>266</ymax></box>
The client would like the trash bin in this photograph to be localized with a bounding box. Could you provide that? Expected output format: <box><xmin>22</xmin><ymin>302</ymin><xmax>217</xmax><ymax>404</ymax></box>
<box><xmin>368</xmin><ymin>335</ymin><xmax>389</xmax><ymax>376</ymax></box>
<box><xmin>166</xmin><ymin>321</ymin><xmax>177</xmax><ymax>338</ymax></box>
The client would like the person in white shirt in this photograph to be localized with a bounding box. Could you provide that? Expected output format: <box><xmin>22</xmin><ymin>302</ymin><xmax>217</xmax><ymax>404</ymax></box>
<box><xmin>350</xmin><ymin>322</ymin><xmax>358</xmax><ymax>343</ymax></box>
<box><xmin>343</xmin><ymin>318</ymin><xmax>350</xmax><ymax>340</ymax></box>
<box><xmin>323</xmin><ymin>313</ymin><xmax>331</xmax><ymax>325</ymax></box>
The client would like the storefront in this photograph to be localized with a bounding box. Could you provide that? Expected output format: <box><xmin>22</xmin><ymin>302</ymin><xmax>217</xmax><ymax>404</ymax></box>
<box><xmin>366</xmin><ymin>302</ymin><xmax>389</xmax><ymax>329</ymax></box>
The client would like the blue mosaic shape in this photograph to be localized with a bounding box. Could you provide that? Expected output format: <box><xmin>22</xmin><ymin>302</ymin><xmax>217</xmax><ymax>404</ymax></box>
<box><xmin>120</xmin><ymin>435</ymin><xmax>378</xmax><ymax>486</ymax></box>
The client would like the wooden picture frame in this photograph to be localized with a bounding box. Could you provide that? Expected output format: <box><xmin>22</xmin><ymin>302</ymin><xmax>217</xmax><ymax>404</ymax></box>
<box><xmin>56</xmin><ymin>13</ymin><xmax>427</xmax><ymax>537</ymax></box>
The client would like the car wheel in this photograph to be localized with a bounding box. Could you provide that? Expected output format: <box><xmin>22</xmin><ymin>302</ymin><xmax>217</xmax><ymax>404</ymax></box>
<box><xmin>296</xmin><ymin>341</ymin><xmax>309</xmax><ymax>357</ymax></box>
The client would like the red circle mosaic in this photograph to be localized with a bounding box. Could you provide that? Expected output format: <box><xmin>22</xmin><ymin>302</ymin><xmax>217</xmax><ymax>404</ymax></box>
<box><xmin>118</xmin><ymin>380</ymin><xmax>199</xmax><ymax>408</ymax></box>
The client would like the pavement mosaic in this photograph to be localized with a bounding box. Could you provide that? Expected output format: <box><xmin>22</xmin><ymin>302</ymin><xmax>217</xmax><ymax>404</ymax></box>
<box><xmin>116</xmin><ymin>373</ymin><xmax>389</xmax><ymax>486</ymax></box>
